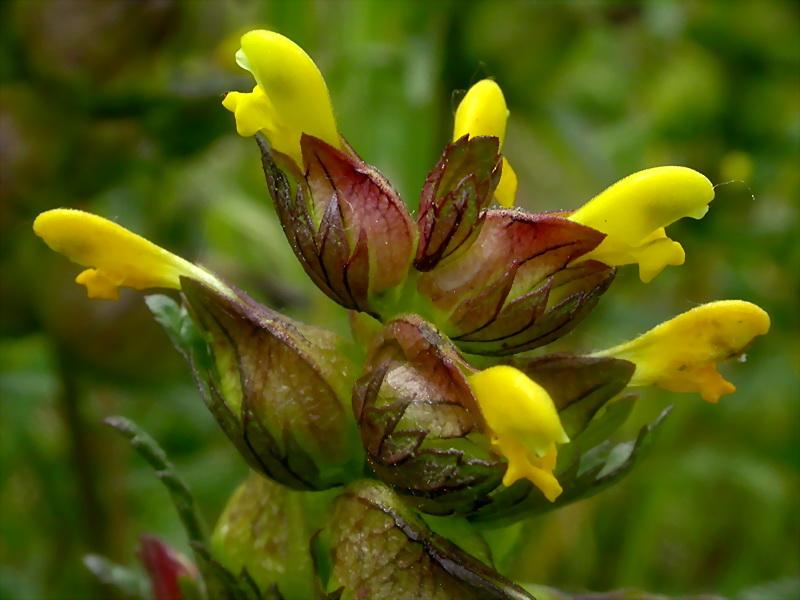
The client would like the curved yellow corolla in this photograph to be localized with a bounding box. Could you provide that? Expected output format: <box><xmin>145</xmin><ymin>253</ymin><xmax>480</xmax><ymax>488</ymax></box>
<box><xmin>222</xmin><ymin>30</ymin><xmax>340</xmax><ymax>166</ymax></box>
<box><xmin>591</xmin><ymin>300</ymin><xmax>770</xmax><ymax>403</ymax></box>
<box><xmin>468</xmin><ymin>365</ymin><xmax>570</xmax><ymax>501</ymax></box>
<box><xmin>34</xmin><ymin>209</ymin><xmax>228</xmax><ymax>300</ymax></box>
<box><xmin>569</xmin><ymin>166</ymin><xmax>715</xmax><ymax>282</ymax></box>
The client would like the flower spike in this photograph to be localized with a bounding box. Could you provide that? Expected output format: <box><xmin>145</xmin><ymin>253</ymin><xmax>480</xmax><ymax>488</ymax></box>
<box><xmin>453</xmin><ymin>79</ymin><xmax>518</xmax><ymax>208</ymax></box>
<box><xmin>33</xmin><ymin>209</ymin><xmax>228</xmax><ymax>300</ymax></box>
<box><xmin>223</xmin><ymin>30</ymin><xmax>340</xmax><ymax>166</ymax></box>
<box><xmin>468</xmin><ymin>365</ymin><xmax>570</xmax><ymax>501</ymax></box>
<box><xmin>591</xmin><ymin>300</ymin><xmax>770</xmax><ymax>403</ymax></box>
<box><xmin>569</xmin><ymin>166</ymin><xmax>715</xmax><ymax>282</ymax></box>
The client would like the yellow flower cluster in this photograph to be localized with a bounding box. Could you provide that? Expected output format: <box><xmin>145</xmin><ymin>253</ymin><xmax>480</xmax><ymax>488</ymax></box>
<box><xmin>33</xmin><ymin>30</ymin><xmax>770</xmax><ymax>503</ymax></box>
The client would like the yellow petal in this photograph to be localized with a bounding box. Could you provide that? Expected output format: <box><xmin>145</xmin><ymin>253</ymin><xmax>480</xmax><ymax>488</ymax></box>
<box><xmin>469</xmin><ymin>365</ymin><xmax>568</xmax><ymax>500</ymax></box>
<box><xmin>590</xmin><ymin>228</ymin><xmax>686</xmax><ymax>284</ymax></box>
<box><xmin>494</xmin><ymin>157</ymin><xmax>518</xmax><ymax>209</ymax></box>
<box><xmin>453</xmin><ymin>79</ymin><xmax>509</xmax><ymax>144</ymax></box>
<box><xmin>469</xmin><ymin>365</ymin><xmax>569</xmax><ymax>456</ymax></box>
<box><xmin>33</xmin><ymin>209</ymin><xmax>225</xmax><ymax>300</ymax></box>
<box><xmin>225</xmin><ymin>30</ymin><xmax>340</xmax><ymax>166</ymax></box>
<box><xmin>453</xmin><ymin>79</ymin><xmax>517</xmax><ymax>207</ymax></box>
<box><xmin>592</xmin><ymin>300</ymin><xmax>770</xmax><ymax>403</ymax></box>
<box><xmin>222</xmin><ymin>86</ymin><xmax>276</xmax><ymax>137</ymax></box>
<box><xmin>495</xmin><ymin>437</ymin><xmax>563</xmax><ymax>501</ymax></box>
<box><xmin>569</xmin><ymin>166</ymin><xmax>714</xmax><ymax>282</ymax></box>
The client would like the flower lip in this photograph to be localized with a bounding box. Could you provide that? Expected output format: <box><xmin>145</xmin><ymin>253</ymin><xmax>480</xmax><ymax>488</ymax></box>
<box><xmin>468</xmin><ymin>365</ymin><xmax>570</xmax><ymax>501</ymax></box>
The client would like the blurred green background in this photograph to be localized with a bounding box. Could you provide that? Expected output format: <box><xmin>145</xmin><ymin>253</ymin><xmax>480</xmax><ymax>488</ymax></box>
<box><xmin>1</xmin><ymin>0</ymin><xmax>798</xmax><ymax>598</ymax></box>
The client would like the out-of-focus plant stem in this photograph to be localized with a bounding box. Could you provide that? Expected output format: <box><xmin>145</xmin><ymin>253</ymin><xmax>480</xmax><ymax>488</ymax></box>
<box><xmin>56</xmin><ymin>346</ymin><xmax>122</xmax><ymax>600</ymax></box>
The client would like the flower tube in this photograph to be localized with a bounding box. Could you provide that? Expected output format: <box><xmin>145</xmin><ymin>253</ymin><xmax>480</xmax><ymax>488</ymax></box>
<box><xmin>33</xmin><ymin>208</ymin><xmax>229</xmax><ymax>300</ymax></box>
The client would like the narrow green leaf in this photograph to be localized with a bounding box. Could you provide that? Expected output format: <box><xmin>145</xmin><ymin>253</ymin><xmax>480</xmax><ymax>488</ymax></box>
<box><xmin>83</xmin><ymin>554</ymin><xmax>148</xmax><ymax>599</ymax></box>
<box><xmin>105</xmin><ymin>416</ymin><xmax>207</xmax><ymax>547</ymax></box>
<box><xmin>557</xmin><ymin>395</ymin><xmax>638</xmax><ymax>472</ymax></box>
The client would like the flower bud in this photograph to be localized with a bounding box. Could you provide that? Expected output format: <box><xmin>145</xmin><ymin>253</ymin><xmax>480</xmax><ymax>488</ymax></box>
<box><xmin>352</xmin><ymin>315</ymin><xmax>505</xmax><ymax>515</ymax></box>
<box><xmin>417</xmin><ymin>209</ymin><xmax>615</xmax><ymax>355</ymax></box>
<box><xmin>259</xmin><ymin>135</ymin><xmax>417</xmax><ymax>316</ymax></box>
<box><xmin>453</xmin><ymin>79</ymin><xmax>518</xmax><ymax>208</ymax></box>
<box><xmin>415</xmin><ymin>135</ymin><xmax>503</xmax><ymax>271</ymax></box>
<box><xmin>181</xmin><ymin>278</ymin><xmax>363</xmax><ymax>489</ymax></box>
<box><xmin>137</xmin><ymin>535</ymin><xmax>198</xmax><ymax>600</ymax></box>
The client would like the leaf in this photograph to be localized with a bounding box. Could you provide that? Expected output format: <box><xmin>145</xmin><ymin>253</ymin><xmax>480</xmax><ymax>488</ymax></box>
<box><xmin>468</xmin><ymin>408</ymin><xmax>673</xmax><ymax>525</ymax></box>
<box><xmin>322</xmin><ymin>481</ymin><xmax>534</xmax><ymax>600</ymax></box>
<box><xmin>211</xmin><ymin>471</ymin><xmax>338</xmax><ymax>600</ymax></box>
<box><xmin>190</xmin><ymin>542</ymin><xmax>270</xmax><ymax>600</ymax></box>
<box><xmin>105</xmin><ymin>416</ymin><xmax>207</xmax><ymax>547</ymax></box>
<box><xmin>509</xmin><ymin>355</ymin><xmax>636</xmax><ymax>439</ymax></box>
<box><xmin>145</xmin><ymin>294</ymin><xmax>208</xmax><ymax>365</ymax></box>
<box><xmin>568</xmin><ymin>395</ymin><xmax>638</xmax><ymax>464</ymax></box>
<box><xmin>420</xmin><ymin>514</ymin><xmax>495</xmax><ymax>567</ymax></box>
<box><xmin>104</xmin><ymin>416</ymin><xmax>252</xmax><ymax>600</ymax></box>
<box><xmin>520</xmin><ymin>584</ymin><xmax>671</xmax><ymax>600</ymax></box>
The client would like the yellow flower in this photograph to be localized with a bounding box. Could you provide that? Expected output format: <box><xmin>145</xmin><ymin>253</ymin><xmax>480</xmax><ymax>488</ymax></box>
<box><xmin>591</xmin><ymin>300</ymin><xmax>770</xmax><ymax>403</ymax></box>
<box><xmin>468</xmin><ymin>365</ymin><xmax>570</xmax><ymax>501</ymax></box>
<box><xmin>222</xmin><ymin>30</ymin><xmax>340</xmax><ymax>166</ymax></box>
<box><xmin>453</xmin><ymin>79</ymin><xmax>518</xmax><ymax>208</ymax></box>
<box><xmin>33</xmin><ymin>209</ymin><xmax>228</xmax><ymax>301</ymax></box>
<box><xmin>569</xmin><ymin>166</ymin><xmax>715</xmax><ymax>282</ymax></box>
